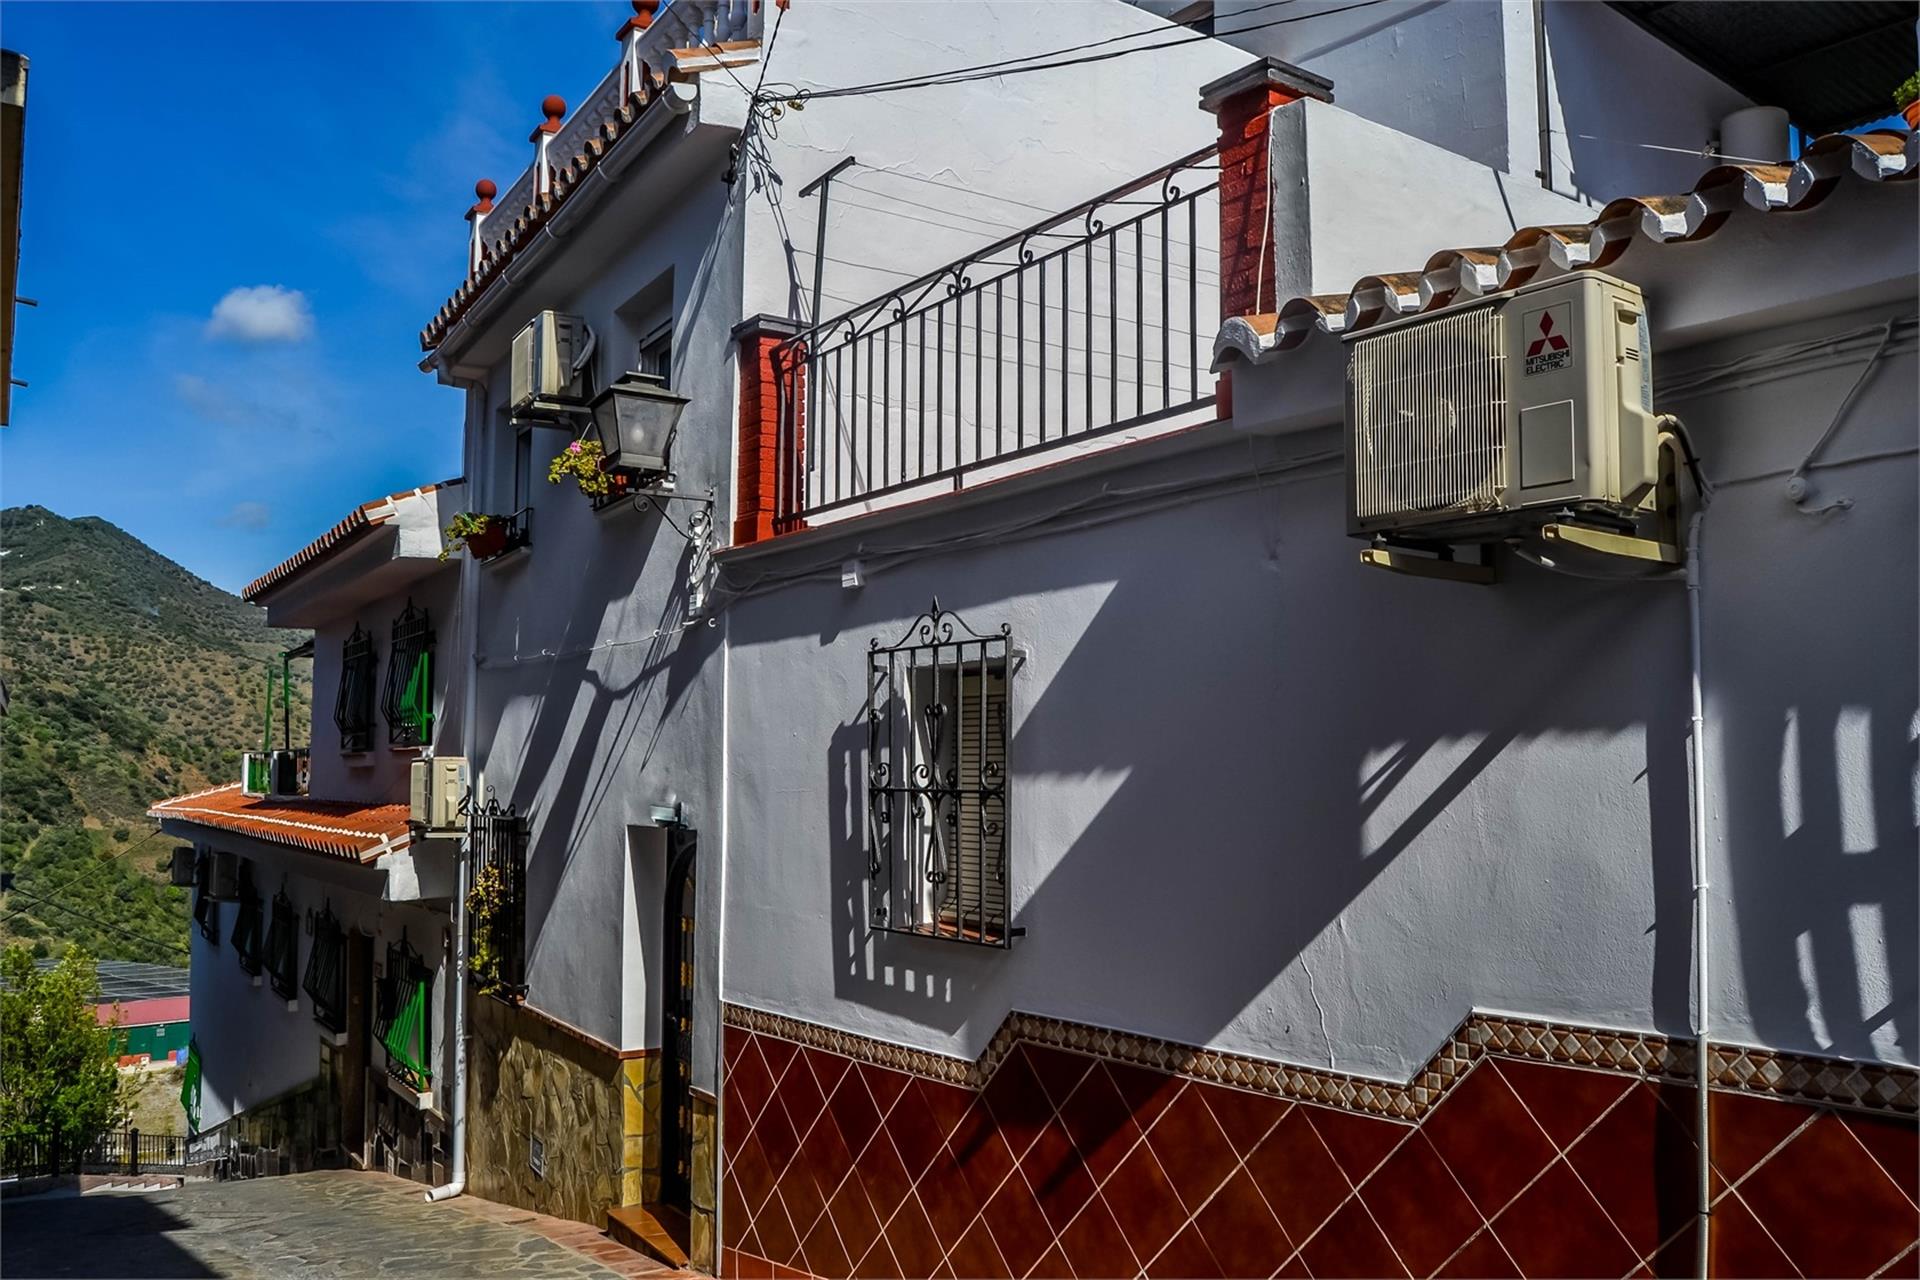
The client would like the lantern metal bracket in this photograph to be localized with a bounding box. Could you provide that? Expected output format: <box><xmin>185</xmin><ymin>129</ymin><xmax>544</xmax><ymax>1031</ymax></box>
<box><xmin>625</xmin><ymin>478</ymin><xmax>717</xmax><ymax>614</ymax></box>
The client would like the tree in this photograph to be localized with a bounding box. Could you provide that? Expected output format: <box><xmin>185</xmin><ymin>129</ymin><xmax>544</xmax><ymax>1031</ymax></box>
<box><xmin>0</xmin><ymin>945</ymin><xmax>124</xmax><ymax>1151</ymax></box>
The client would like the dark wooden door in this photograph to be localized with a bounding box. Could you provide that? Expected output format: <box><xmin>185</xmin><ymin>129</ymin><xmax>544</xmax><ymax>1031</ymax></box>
<box><xmin>343</xmin><ymin>930</ymin><xmax>373</xmax><ymax>1162</ymax></box>
<box><xmin>659</xmin><ymin>830</ymin><xmax>697</xmax><ymax>1207</ymax></box>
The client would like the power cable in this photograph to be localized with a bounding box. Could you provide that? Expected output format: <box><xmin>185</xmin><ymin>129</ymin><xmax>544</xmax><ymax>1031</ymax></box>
<box><xmin>2</xmin><ymin>888</ymin><xmax>191</xmax><ymax>961</ymax></box>
<box><xmin>31</xmin><ymin>825</ymin><xmax>172</xmax><ymax>907</ymax></box>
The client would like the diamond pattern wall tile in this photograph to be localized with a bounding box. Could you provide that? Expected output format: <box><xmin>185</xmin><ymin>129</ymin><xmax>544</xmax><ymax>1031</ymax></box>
<box><xmin>1194</xmin><ymin>1166</ymin><xmax>1291</xmax><ymax>1278</ymax></box>
<box><xmin>1194</xmin><ymin>1081</ymin><xmax>1289</xmax><ymax>1156</ymax></box>
<box><xmin>944</xmin><ymin>1216</ymin><xmax>1012</xmax><ymax>1279</ymax></box>
<box><xmin>1844</xmin><ymin>1110</ymin><xmax>1920</xmax><ymax>1210</ymax></box>
<box><xmin>1489</xmin><ymin>1159</ymin><xmax>1639</xmax><ymax>1280</ymax></box>
<box><xmin>1058</xmin><ymin>1190</ymin><xmax>1140</xmax><ymax>1278</ymax></box>
<box><xmin>1735</xmin><ymin>1112</ymin><xmax>1917</xmax><ymax>1279</ymax></box>
<box><xmin>1304</xmin><ymin>1103</ymin><xmax>1414</xmax><ymax>1187</ymax></box>
<box><xmin>1057</xmin><ymin>1063</ymin><xmax>1144</xmax><ymax>1185</ymax></box>
<box><xmin>1563</xmin><ymin>1083</ymin><xmax>1705</xmax><ymax>1260</ymax></box>
<box><xmin>1298</xmin><ymin>1195</ymin><xmax>1411</xmax><ymax>1278</ymax></box>
<box><xmin>1647</xmin><ymin>1191</ymin><xmax>1797</xmax><ymax>1280</ymax></box>
<box><xmin>981</xmin><ymin>1170</ymin><xmax>1054</xmax><ymax>1277</ymax></box>
<box><xmin>1242</xmin><ymin>1105</ymin><xmax>1352</xmax><ymax>1245</ymax></box>
<box><xmin>1705</xmin><ymin>1089</ymin><xmax>1816</xmax><ymax>1189</ymax></box>
<box><xmin>1422</xmin><ymin>1061</ymin><xmax>1558</xmax><ymax>1218</ymax></box>
<box><xmin>1142</xmin><ymin>1221</ymin><xmax>1224</xmax><ymax>1279</ymax></box>
<box><xmin>883</xmin><ymin>1192</ymin><xmax>947</xmax><ymax>1279</ymax></box>
<box><xmin>1361</xmin><ymin>1131</ymin><xmax>1486</xmax><ymax>1277</ymax></box>
<box><xmin>1435</xmin><ymin>1228</ymin><xmax>1523</xmax><ymax>1279</ymax></box>
<box><xmin>1493</xmin><ymin>1057</ymin><xmax>1633</xmax><ymax>1150</ymax></box>
<box><xmin>1143</xmin><ymin>1083</ymin><xmax>1239</xmax><ymax>1213</ymax></box>
<box><xmin>1101</xmin><ymin>1141</ymin><xmax>1189</xmax><ymax>1261</ymax></box>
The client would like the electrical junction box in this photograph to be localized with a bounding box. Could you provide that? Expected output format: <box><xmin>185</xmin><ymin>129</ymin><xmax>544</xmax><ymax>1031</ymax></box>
<box><xmin>1345</xmin><ymin>271</ymin><xmax>1658</xmax><ymax>542</ymax></box>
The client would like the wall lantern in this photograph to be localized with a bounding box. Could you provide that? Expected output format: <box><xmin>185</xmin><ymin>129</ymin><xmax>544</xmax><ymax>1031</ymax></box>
<box><xmin>589</xmin><ymin>372</ymin><xmax>689</xmax><ymax>478</ymax></box>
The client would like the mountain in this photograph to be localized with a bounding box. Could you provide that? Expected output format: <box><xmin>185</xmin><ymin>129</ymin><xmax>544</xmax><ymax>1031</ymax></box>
<box><xmin>0</xmin><ymin>505</ymin><xmax>310</xmax><ymax>966</ymax></box>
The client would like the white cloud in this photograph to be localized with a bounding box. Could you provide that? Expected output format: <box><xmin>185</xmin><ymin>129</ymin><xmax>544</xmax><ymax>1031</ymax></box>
<box><xmin>217</xmin><ymin>502</ymin><xmax>272</xmax><ymax>530</ymax></box>
<box><xmin>206</xmin><ymin>285</ymin><xmax>314</xmax><ymax>343</ymax></box>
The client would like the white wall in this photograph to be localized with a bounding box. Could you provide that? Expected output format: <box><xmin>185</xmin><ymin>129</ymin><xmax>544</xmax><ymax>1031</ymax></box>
<box><xmin>718</xmin><ymin>298</ymin><xmax>1917</xmax><ymax>1082</ymax></box>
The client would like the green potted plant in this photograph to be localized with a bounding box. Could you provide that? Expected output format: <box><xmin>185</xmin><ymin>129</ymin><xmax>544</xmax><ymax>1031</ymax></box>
<box><xmin>466</xmin><ymin>861</ymin><xmax>511</xmax><ymax>998</ymax></box>
<box><xmin>548</xmin><ymin>436</ymin><xmax>612</xmax><ymax>498</ymax></box>
<box><xmin>1898</xmin><ymin>72</ymin><xmax>1920</xmax><ymax>130</ymax></box>
<box><xmin>440</xmin><ymin>511</ymin><xmax>507</xmax><ymax>561</ymax></box>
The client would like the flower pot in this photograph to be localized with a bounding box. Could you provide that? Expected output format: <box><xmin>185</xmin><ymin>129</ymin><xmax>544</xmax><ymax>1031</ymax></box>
<box><xmin>1904</xmin><ymin>100</ymin><xmax>1920</xmax><ymax>130</ymax></box>
<box><xmin>464</xmin><ymin>521</ymin><xmax>509</xmax><ymax>560</ymax></box>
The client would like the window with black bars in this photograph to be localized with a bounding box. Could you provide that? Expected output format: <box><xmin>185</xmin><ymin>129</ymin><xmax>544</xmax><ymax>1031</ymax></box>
<box><xmin>303</xmin><ymin>903</ymin><xmax>347</xmax><ymax>1032</ymax></box>
<box><xmin>192</xmin><ymin>856</ymin><xmax>219</xmax><ymax>945</ymax></box>
<box><xmin>373</xmin><ymin>938</ymin><xmax>434</xmax><ymax>1092</ymax></box>
<box><xmin>231</xmin><ymin>863</ymin><xmax>263</xmax><ymax>975</ymax></box>
<box><xmin>865</xmin><ymin>601</ymin><xmax>1015</xmax><ymax>947</ymax></box>
<box><xmin>334</xmin><ymin>624</ymin><xmax>377</xmax><ymax>753</ymax></box>
<box><xmin>467</xmin><ymin>797</ymin><xmax>528</xmax><ymax>999</ymax></box>
<box><xmin>381</xmin><ymin>601</ymin><xmax>435</xmax><ymax>748</ymax></box>
<box><xmin>265</xmin><ymin>890</ymin><xmax>298</xmax><ymax>999</ymax></box>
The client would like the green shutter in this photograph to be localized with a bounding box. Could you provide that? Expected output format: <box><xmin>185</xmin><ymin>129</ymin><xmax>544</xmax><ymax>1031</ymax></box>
<box><xmin>401</xmin><ymin>651</ymin><xmax>434</xmax><ymax>736</ymax></box>
<box><xmin>180</xmin><ymin>1040</ymin><xmax>202</xmax><ymax>1133</ymax></box>
<box><xmin>380</xmin><ymin>971</ymin><xmax>432</xmax><ymax>1088</ymax></box>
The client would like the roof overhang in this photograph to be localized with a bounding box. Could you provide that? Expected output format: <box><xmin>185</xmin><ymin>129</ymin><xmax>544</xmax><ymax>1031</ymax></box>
<box><xmin>246</xmin><ymin>480</ymin><xmax>461</xmax><ymax>627</ymax></box>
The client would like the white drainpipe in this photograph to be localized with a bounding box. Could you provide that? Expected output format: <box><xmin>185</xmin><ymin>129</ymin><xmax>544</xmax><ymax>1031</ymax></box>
<box><xmin>1685</xmin><ymin>509</ymin><xmax>1711</xmax><ymax>1278</ymax></box>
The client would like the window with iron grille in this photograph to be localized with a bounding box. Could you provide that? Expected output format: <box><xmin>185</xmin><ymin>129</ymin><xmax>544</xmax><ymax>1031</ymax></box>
<box><xmin>373</xmin><ymin>938</ymin><xmax>434</xmax><ymax>1091</ymax></box>
<box><xmin>303</xmin><ymin>903</ymin><xmax>347</xmax><ymax>1032</ymax></box>
<box><xmin>865</xmin><ymin>601</ymin><xmax>1015</xmax><ymax>947</ymax></box>
<box><xmin>382</xmin><ymin>601</ymin><xmax>435</xmax><ymax>748</ymax></box>
<box><xmin>264</xmin><ymin>890</ymin><xmax>298</xmax><ymax>999</ymax></box>
<box><xmin>231</xmin><ymin>862</ymin><xmax>263</xmax><ymax>975</ymax></box>
<box><xmin>334</xmin><ymin>624</ymin><xmax>377</xmax><ymax>753</ymax></box>
<box><xmin>192</xmin><ymin>855</ymin><xmax>219</xmax><ymax>945</ymax></box>
<box><xmin>467</xmin><ymin>796</ymin><xmax>528</xmax><ymax>999</ymax></box>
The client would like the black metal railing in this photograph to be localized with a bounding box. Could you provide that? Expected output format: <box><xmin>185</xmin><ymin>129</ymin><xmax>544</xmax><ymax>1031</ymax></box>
<box><xmin>777</xmin><ymin>144</ymin><xmax>1220</xmax><ymax>521</ymax></box>
<box><xmin>476</xmin><ymin>506</ymin><xmax>534</xmax><ymax>561</ymax></box>
<box><xmin>265</xmin><ymin>889</ymin><xmax>299</xmax><ymax>999</ymax></box>
<box><xmin>466</xmin><ymin>793</ymin><xmax>528</xmax><ymax>999</ymax></box>
<box><xmin>303</xmin><ymin>902</ymin><xmax>347</xmax><ymax>1033</ymax></box>
<box><xmin>1</xmin><ymin>1128</ymin><xmax>196</xmax><ymax>1178</ymax></box>
<box><xmin>382</xmin><ymin>600</ymin><xmax>435</xmax><ymax>748</ymax></box>
<box><xmin>335</xmin><ymin>624</ymin><xmax>377</xmax><ymax>753</ymax></box>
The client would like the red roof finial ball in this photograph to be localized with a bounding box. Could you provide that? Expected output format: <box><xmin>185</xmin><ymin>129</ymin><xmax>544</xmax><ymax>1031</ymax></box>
<box><xmin>475</xmin><ymin>178</ymin><xmax>498</xmax><ymax>202</ymax></box>
<box><xmin>633</xmin><ymin>0</ymin><xmax>660</xmax><ymax>21</ymax></box>
<box><xmin>542</xmin><ymin>94</ymin><xmax>567</xmax><ymax>122</ymax></box>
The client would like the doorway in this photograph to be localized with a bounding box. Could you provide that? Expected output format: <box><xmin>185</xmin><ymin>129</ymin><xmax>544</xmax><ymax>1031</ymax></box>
<box><xmin>658</xmin><ymin>829</ymin><xmax>697</xmax><ymax>1208</ymax></box>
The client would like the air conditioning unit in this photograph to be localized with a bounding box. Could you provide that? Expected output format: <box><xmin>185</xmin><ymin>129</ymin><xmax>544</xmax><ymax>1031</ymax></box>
<box><xmin>410</xmin><ymin>757</ymin><xmax>470</xmax><ymax>834</ymax></box>
<box><xmin>170</xmin><ymin>846</ymin><xmax>197</xmax><ymax>888</ymax></box>
<box><xmin>1346</xmin><ymin>271</ymin><xmax>1658</xmax><ymax>542</ymax></box>
<box><xmin>510</xmin><ymin>311</ymin><xmax>590</xmax><ymax>417</ymax></box>
<box><xmin>209</xmin><ymin>851</ymin><xmax>241</xmax><ymax>901</ymax></box>
<box><xmin>267</xmin><ymin>748</ymin><xmax>309</xmax><ymax>799</ymax></box>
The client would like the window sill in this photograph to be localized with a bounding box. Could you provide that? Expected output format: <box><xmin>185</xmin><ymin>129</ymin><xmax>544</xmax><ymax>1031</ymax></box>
<box><xmin>383</xmin><ymin>1071</ymin><xmax>434</xmax><ymax>1112</ymax></box>
<box><xmin>477</xmin><ymin>540</ymin><xmax>532</xmax><ymax>568</ymax></box>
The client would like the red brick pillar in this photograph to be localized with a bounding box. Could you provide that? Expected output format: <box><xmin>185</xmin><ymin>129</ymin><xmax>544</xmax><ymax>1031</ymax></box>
<box><xmin>1199</xmin><ymin>59</ymin><xmax>1333</xmax><ymax>420</ymax></box>
<box><xmin>732</xmin><ymin>314</ymin><xmax>805</xmax><ymax>546</ymax></box>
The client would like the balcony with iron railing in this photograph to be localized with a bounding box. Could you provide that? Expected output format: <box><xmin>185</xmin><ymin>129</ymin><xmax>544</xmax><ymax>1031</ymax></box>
<box><xmin>769</xmin><ymin>144</ymin><xmax>1223</xmax><ymax>527</ymax></box>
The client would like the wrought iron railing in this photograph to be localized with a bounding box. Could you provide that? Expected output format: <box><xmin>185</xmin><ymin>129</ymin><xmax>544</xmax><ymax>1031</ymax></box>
<box><xmin>467</xmin><ymin>793</ymin><xmax>528</xmax><ymax>1000</ymax></box>
<box><xmin>1</xmin><ymin>1128</ymin><xmax>198</xmax><ymax>1178</ymax></box>
<box><xmin>776</xmin><ymin>144</ymin><xmax>1221</xmax><ymax>522</ymax></box>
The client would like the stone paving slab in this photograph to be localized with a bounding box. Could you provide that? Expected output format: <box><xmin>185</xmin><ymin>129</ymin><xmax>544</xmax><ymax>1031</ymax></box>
<box><xmin>0</xmin><ymin>1169</ymin><xmax>695</xmax><ymax>1280</ymax></box>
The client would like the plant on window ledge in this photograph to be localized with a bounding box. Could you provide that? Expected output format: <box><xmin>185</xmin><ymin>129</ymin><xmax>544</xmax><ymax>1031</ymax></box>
<box><xmin>547</xmin><ymin>437</ymin><xmax>612</xmax><ymax>498</ymax></box>
<box><xmin>440</xmin><ymin>511</ymin><xmax>508</xmax><ymax>561</ymax></box>
<box><xmin>466</xmin><ymin>860</ymin><xmax>513</xmax><ymax>998</ymax></box>
<box><xmin>1898</xmin><ymin>71</ymin><xmax>1920</xmax><ymax>129</ymax></box>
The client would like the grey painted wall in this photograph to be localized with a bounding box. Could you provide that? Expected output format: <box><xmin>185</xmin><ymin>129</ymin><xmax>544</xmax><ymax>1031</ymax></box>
<box><xmin>718</xmin><ymin>298</ymin><xmax>1917</xmax><ymax>1082</ymax></box>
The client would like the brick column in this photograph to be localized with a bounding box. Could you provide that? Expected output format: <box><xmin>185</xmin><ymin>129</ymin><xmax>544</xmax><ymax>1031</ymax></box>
<box><xmin>1199</xmin><ymin>58</ymin><xmax>1333</xmax><ymax>420</ymax></box>
<box><xmin>732</xmin><ymin>314</ymin><xmax>805</xmax><ymax>546</ymax></box>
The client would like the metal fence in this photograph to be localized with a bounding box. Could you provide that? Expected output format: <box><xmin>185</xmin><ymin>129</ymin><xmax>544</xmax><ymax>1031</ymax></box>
<box><xmin>777</xmin><ymin>144</ymin><xmax>1221</xmax><ymax>522</ymax></box>
<box><xmin>2</xmin><ymin>1128</ymin><xmax>197</xmax><ymax>1179</ymax></box>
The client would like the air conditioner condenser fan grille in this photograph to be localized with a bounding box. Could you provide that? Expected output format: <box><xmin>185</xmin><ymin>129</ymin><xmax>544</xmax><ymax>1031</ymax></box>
<box><xmin>1352</xmin><ymin>306</ymin><xmax>1508</xmax><ymax>522</ymax></box>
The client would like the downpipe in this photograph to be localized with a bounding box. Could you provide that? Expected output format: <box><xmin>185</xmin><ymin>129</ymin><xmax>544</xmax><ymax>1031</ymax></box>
<box><xmin>1685</xmin><ymin>510</ymin><xmax>1711</xmax><ymax>1278</ymax></box>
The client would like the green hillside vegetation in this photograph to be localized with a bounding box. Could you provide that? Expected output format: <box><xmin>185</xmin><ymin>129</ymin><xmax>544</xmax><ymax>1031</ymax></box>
<box><xmin>1</xmin><ymin>506</ymin><xmax>310</xmax><ymax>966</ymax></box>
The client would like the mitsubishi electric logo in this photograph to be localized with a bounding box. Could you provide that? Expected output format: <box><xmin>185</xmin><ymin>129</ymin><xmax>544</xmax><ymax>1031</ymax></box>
<box><xmin>1522</xmin><ymin>303</ymin><xmax>1573</xmax><ymax>375</ymax></box>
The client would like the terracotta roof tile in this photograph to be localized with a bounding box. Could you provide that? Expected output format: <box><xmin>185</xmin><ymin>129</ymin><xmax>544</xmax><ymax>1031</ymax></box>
<box><xmin>1215</xmin><ymin>130</ymin><xmax>1917</xmax><ymax>368</ymax></box>
<box><xmin>242</xmin><ymin>478</ymin><xmax>460</xmax><ymax>603</ymax></box>
<box><xmin>150</xmin><ymin>783</ymin><xmax>412</xmax><ymax>864</ymax></box>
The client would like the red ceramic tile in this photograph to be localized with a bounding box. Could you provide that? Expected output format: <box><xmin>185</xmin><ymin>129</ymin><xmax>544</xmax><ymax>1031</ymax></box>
<box><xmin>1027</xmin><ymin>1046</ymin><xmax>1096</xmax><ymax>1110</ymax></box>
<box><xmin>1058</xmin><ymin>1064</ymin><xmax>1146</xmax><ymax>1185</ymax></box>
<box><xmin>851</xmin><ymin>1235</ymin><xmax>902</xmax><ymax>1280</ymax></box>
<box><xmin>797</xmin><ymin>1111</ymin><xmax>858</xmax><ymax>1207</ymax></box>
<box><xmin>728</xmin><ymin>1039</ymin><xmax>777</xmax><ymax>1135</ymax></box>
<box><xmin>923</xmin><ymin>1078</ymin><xmax>979</xmax><ymax>1146</ymax></box>
<box><xmin>856</xmin><ymin>1131</ymin><xmax>916</xmax><ymax>1225</ymax></box>
<box><xmin>736</xmin><ymin>1246</ymin><xmax>778</xmax><ymax>1279</ymax></box>
<box><xmin>946</xmin><ymin>1216</ymin><xmax>1014</xmax><ymax>1280</ymax></box>
<box><xmin>738</xmin><ymin>1225</ymin><xmax>767</xmax><ymax>1267</ymax></box>
<box><xmin>827</xmin><ymin>1068</ymin><xmax>887</xmax><ymax>1162</ymax></box>
<box><xmin>1243</xmin><ymin>1107</ymin><xmax>1352</xmax><ymax>1245</ymax></box>
<box><xmin>1360</xmin><ymin>1132</ymin><xmax>1484</xmax><ymax>1279</ymax></box>
<box><xmin>896</xmin><ymin>1081</ymin><xmax>959</xmax><ymax>1182</ymax></box>
<box><xmin>1422</xmin><ymin>1063</ymin><xmax>1558</xmax><ymax>1218</ymax></box>
<box><xmin>1304</xmin><ymin>1105</ymin><xmax>1413</xmax><ymax>1188</ymax></box>
<box><xmin>806</xmin><ymin>1047</ymin><xmax>853</xmax><ymax>1104</ymax></box>
<box><xmin>779</xmin><ymin>1155</ymin><xmax>831</xmax><ymax>1246</ymax></box>
<box><xmin>758</xmin><ymin>1035</ymin><xmax>800</xmax><ymax>1089</ymax></box>
<box><xmin>1434</xmin><ymin>1229</ymin><xmax>1521</xmax><ymax>1279</ymax></box>
<box><xmin>1143</xmin><ymin>1222</ymin><xmax>1224</xmax><ymax>1279</ymax></box>
<box><xmin>1108</xmin><ymin>1060</ymin><xmax>1187</xmax><ymax>1133</ymax></box>
<box><xmin>1702</xmin><ymin>1090</ymin><xmax>1814</xmax><ymax>1189</ymax></box>
<box><xmin>1648</xmin><ymin>1191</ymin><xmax>1799</xmax><ymax>1280</ymax></box>
<box><xmin>725</xmin><ymin>1171</ymin><xmax>752</xmax><ymax>1236</ymax></box>
<box><xmin>1194</xmin><ymin>1084</ymin><xmax>1288</xmax><ymax>1157</ymax></box>
<box><xmin>1101</xmin><ymin>1142</ymin><xmax>1191</xmax><ymax>1264</ymax></box>
<box><xmin>920</xmin><ymin>1145</ymin><xmax>986</xmax><ymax>1244</ymax></box>
<box><xmin>798</xmin><ymin>1210</ymin><xmax>851</xmax><ymax>1280</ymax></box>
<box><xmin>954</xmin><ymin>1103</ymin><xmax>1022</xmax><ymax>1204</ymax></box>
<box><xmin>862</xmin><ymin>1062</ymin><xmax>915</xmax><ymax>1118</ymax></box>
<box><xmin>1736</xmin><ymin>1111</ymin><xmax>1917</xmax><ymax>1279</ymax></box>
<box><xmin>720</xmin><ymin>1245</ymin><xmax>740</xmax><ymax>1279</ymax></box>
<box><xmin>1145</xmin><ymin>1084</ymin><xmax>1241</xmax><ymax>1214</ymax></box>
<box><xmin>1489</xmin><ymin>1159</ymin><xmax>1639</xmax><ymax>1280</ymax></box>
<box><xmin>1023</xmin><ymin>1119</ymin><xmax>1098</xmax><ymax>1233</ymax></box>
<box><xmin>884</xmin><ymin>1193</ymin><xmax>949</xmax><ymax>1279</ymax></box>
<box><xmin>986</xmin><ymin>1048</ymin><xmax>1060</xmax><ymax>1162</ymax></box>
<box><xmin>1028</xmin><ymin>1243</ymin><xmax>1075</xmax><ymax>1279</ymax></box>
<box><xmin>1493</xmin><ymin>1058</ymin><xmax>1632</xmax><ymax>1152</ymax></box>
<box><xmin>1194</xmin><ymin>1167</ymin><xmax>1292</xmax><ymax>1280</ymax></box>
<box><xmin>1563</xmin><ymin>1082</ymin><xmax>1703</xmax><ymax>1260</ymax></box>
<box><xmin>1841</xmin><ymin>1110</ymin><xmax>1919</xmax><ymax>1210</ymax></box>
<box><xmin>1057</xmin><ymin>1191</ymin><xmax>1140</xmax><ymax>1280</ymax></box>
<box><xmin>1880</xmin><ymin>1243</ymin><xmax>1920</xmax><ymax>1280</ymax></box>
<box><xmin>754</xmin><ymin>1189</ymin><xmax>803</xmax><ymax>1270</ymax></box>
<box><xmin>1273</xmin><ymin>1250</ymin><xmax>1311</xmax><ymax>1279</ymax></box>
<box><xmin>758</xmin><ymin>1097</ymin><xmax>803</xmax><ymax>1180</ymax></box>
<box><xmin>827</xmin><ymin>1176</ymin><xmax>884</xmax><ymax>1269</ymax></box>
<box><xmin>780</xmin><ymin>1060</ymin><xmax>829</xmax><ymax>1147</ymax></box>
<box><xmin>733</xmin><ymin>1132</ymin><xmax>778</xmax><ymax>1217</ymax></box>
<box><xmin>983</xmin><ymin>1170</ymin><xmax>1057</xmax><ymax>1278</ymax></box>
<box><xmin>1297</xmin><ymin>1196</ymin><xmax>1410</xmax><ymax>1279</ymax></box>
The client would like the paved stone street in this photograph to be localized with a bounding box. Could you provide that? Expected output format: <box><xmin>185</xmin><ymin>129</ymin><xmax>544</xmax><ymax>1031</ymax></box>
<box><xmin>1</xmin><ymin>1170</ymin><xmax>691</xmax><ymax>1280</ymax></box>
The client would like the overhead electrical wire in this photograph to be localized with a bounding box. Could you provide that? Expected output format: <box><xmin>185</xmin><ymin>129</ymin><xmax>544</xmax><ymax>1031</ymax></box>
<box><xmin>2</xmin><ymin>887</ymin><xmax>192</xmax><ymax>961</ymax></box>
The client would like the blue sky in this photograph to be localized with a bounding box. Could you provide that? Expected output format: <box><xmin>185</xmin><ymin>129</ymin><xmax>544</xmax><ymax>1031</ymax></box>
<box><xmin>2</xmin><ymin>2</ymin><xmax>631</xmax><ymax>592</ymax></box>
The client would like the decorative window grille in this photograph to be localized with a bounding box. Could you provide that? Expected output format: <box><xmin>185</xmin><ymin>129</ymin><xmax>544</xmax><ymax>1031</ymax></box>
<box><xmin>230</xmin><ymin>862</ymin><xmax>263</xmax><ymax>976</ymax></box>
<box><xmin>467</xmin><ymin>795</ymin><xmax>528</xmax><ymax>999</ymax></box>
<box><xmin>382</xmin><ymin>601</ymin><xmax>435</xmax><ymax>748</ymax></box>
<box><xmin>264</xmin><ymin>890</ymin><xmax>298</xmax><ymax>999</ymax></box>
<box><xmin>192</xmin><ymin>855</ymin><xmax>219</xmax><ymax>945</ymax></box>
<box><xmin>374</xmin><ymin>938</ymin><xmax>434</xmax><ymax>1091</ymax></box>
<box><xmin>303</xmin><ymin>903</ymin><xmax>347</xmax><ymax>1032</ymax></box>
<box><xmin>334</xmin><ymin>624</ymin><xmax>377</xmax><ymax>753</ymax></box>
<box><xmin>866</xmin><ymin>600</ymin><xmax>1015</xmax><ymax>947</ymax></box>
